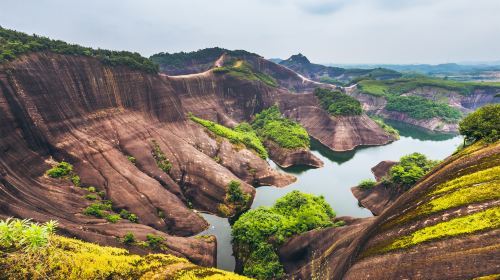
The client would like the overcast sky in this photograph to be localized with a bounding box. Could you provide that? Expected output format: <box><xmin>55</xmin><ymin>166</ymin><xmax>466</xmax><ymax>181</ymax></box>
<box><xmin>1</xmin><ymin>0</ymin><xmax>499</xmax><ymax>64</ymax></box>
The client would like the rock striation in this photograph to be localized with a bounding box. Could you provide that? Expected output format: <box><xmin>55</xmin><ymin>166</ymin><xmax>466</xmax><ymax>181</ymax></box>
<box><xmin>0</xmin><ymin>51</ymin><xmax>395</xmax><ymax>265</ymax></box>
<box><xmin>351</xmin><ymin>160</ymin><xmax>399</xmax><ymax>215</ymax></box>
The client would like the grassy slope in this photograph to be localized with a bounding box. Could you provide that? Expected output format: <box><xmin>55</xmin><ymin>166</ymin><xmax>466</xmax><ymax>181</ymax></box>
<box><xmin>0</xmin><ymin>234</ymin><xmax>248</xmax><ymax>280</ymax></box>
<box><xmin>363</xmin><ymin>141</ymin><xmax>500</xmax><ymax>256</ymax></box>
<box><xmin>190</xmin><ymin>115</ymin><xmax>268</xmax><ymax>159</ymax></box>
<box><xmin>213</xmin><ymin>60</ymin><xmax>278</xmax><ymax>87</ymax></box>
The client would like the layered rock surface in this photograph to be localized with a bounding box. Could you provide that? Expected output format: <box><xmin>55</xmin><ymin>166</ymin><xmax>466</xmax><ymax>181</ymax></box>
<box><xmin>0</xmin><ymin>51</ymin><xmax>396</xmax><ymax>267</ymax></box>
<box><xmin>351</xmin><ymin>160</ymin><xmax>400</xmax><ymax>215</ymax></box>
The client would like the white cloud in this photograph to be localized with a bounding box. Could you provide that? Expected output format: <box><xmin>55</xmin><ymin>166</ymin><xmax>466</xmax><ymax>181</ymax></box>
<box><xmin>0</xmin><ymin>0</ymin><xmax>499</xmax><ymax>64</ymax></box>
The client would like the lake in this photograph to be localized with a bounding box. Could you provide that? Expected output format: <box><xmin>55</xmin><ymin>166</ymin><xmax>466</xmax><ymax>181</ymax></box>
<box><xmin>197</xmin><ymin>121</ymin><xmax>463</xmax><ymax>271</ymax></box>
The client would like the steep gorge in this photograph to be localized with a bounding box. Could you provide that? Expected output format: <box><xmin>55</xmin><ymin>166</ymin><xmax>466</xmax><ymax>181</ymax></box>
<box><xmin>0</xmin><ymin>51</ymin><xmax>394</xmax><ymax>267</ymax></box>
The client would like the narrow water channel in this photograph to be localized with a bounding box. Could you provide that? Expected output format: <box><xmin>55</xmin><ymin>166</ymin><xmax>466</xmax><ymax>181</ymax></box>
<box><xmin>197</xmin><ymin>121</ymin><xmax>463</xmax><ymax>271</ymax></box>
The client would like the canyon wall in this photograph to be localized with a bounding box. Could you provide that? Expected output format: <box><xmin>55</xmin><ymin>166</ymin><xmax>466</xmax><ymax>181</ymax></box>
<box><xmin>0</xmin><ymin>52</ymin><xmax>393</xmax><ymax>266</ymax></box>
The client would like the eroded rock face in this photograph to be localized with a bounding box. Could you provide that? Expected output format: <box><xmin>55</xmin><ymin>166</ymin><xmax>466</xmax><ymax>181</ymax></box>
<box><xmin>0</xmin><ymin>51</ymin><xmax>397</xmax><ymax>267</ymax></box>
<box><xmin>264</xmin><ymin>140</ymin><xmax>323</xmax><ymax>169</ymax></box>
<box><xmin>0</xmin><ymin>53</ymin><xmax>291</xmax><ymax>265</ymax></box>
<box><xmin>351</xmin><ymin>160</ymin><xmax>400</xmax><ymax>216</ymax></box>
<box><xmin>285</xmin><ymin>105</ymin><xmax>396</xmax><ymax>151</ymax></box>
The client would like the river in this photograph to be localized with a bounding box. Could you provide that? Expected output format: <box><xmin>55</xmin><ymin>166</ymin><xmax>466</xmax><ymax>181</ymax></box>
<box><xmin>198</xmin><ymin>121</ymin><xmax>463</xmax><ymax>271</ymax></box>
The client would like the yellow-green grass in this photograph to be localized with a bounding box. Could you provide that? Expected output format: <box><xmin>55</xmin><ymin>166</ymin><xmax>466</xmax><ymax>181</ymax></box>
<box><xmin>213</xmin><ymin>60</ymin><xmax>278</xmax><ymax>87</ymax></box>
<box><xmin>190</xmin><ymin>115</ymin><xmax>268</xmax><ymax>159</ymax></box>
<box><xmin>0</xmin><ymin>235</ymin><xmax>248</xmax><ymax>280</ymax></box>
<box><xmin>384</xmin><ymin>165</ymin><xmax>499</xmax><ymax>228</ymax></box>
<box><xmin>367</xmin><ymin>207</ymin><xmax>500</xmax><ymax>255</ymax></box>
<box><xmin>430</xmin><ymin>165</ymin><xmax>500</xmax><ymax>196</ymax></box>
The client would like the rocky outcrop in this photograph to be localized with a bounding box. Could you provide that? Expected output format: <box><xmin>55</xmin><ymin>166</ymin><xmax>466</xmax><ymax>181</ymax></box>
<box><xmin>285</xmin><ymin>105</ymin><xmax>396</xmax><ymax>151</ymax></box>
<box><xmin>264</xmin><ymin>140</ymin><xmax>323</xmax><ymax>169</ymax></box>
<box><xmin>351</xmin><ymin>161</ymin><xmax>400</xmax><ymax>215</ymax></box>
<box><xmin>283</xmin><ymin>141</ymin><xmax>500</xmax><ymax>279</ymax></box>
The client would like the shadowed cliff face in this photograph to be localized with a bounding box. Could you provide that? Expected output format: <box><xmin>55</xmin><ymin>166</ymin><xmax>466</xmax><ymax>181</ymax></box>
<box><xmin>280</xmin><ymin>141</ymin><xmax>500</xmax><ymax>279</ymax></box>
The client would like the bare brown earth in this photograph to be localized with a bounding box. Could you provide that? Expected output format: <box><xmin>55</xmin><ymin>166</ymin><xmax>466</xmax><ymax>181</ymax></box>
<box><xmin>0</xmin><ymin>52</ymin><xmax>393</xmax><ymax>266</ymax></box>
<box><xmin>351</xmin><ymin>160</ymin><xmax>400</xmax><ymax>216</ymax></box>
<box><xmin>281</xmin><ymin>141</ymin><xmax>500</xmax><ymax>279</ymax></box>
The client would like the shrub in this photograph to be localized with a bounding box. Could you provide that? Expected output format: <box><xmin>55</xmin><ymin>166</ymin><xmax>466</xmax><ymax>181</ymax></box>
<box><xmin>314</xmin><ymin>88</ymin><xmax>362</xmax><ymax>116</ymax></box>
<box><xmin>389</xmin><ymin>153</ymin><xmax>439</xmax><ymax>187</ymax></box>
<box><xmin>232</xmin><ymin>191</ymin><xmax>337</xmax><ymax>279</ymax></box>
<box><xmin>252</xmin><ymin>105</ymin><xmax>310</xmax><ymax>149</ymax></box>
<box><xmin>127</xmin><ymin>156</ymin><xmax>137</xmax><ymax>165</ymax></box>
<box><xmin>146</xmin><ymin>234</ymin><xmax>164</xmax><ymax>249</ymax></box>
<box><xmin>0</xmin><ymin>218</ymin><xmax>57</xmax><ymax>252</ymax></box>
<box><xmin>84</xmin><ymin>194</ymin><xmax>98</xmax><ymax>200</ymax></box>
<box><xmin>358</xmin><ymin>179</ymin><xmax>377</xmax><ymax>190</ymax></box>
<box><xmin>120</xmin><ymin>209</ymin><xmax>139</xmax><ymax>223</ymax></box>
<box><xmin>105</xmin><ymin>214</ymin><xmax>121</xmax><ymax>223</ymax></box>
<box><xmin>71</xmin><ymin>175</ymin><xmax>81</xmax><ymax>186</ymax></box>
<box><xmin>122</xmin><ymin>232</ymin><xmax>135</xmax><ymax>245</ymax></box>
<box><xmin>151</xmin><ymin>140</ymin><xmax>173</xmax><ymax>173</ymax></box>
<box><xmin>83</xmin><ymin>202</ymin><xmax>112</xmax><ymax>218</ymax></box>
<box><xmin>46</xmin><ymin>161</ymin><xmax>73</xmax><ymax>178</ymax></box>
<box><xmin>459</xmin><ymin>104</ymin><xmax>500</xmax><ymax>143</ymax></box>
<box><xmin>227</xmin><ymin>180</ymin><xmax>250</xmax><ymax>205</ymax></box>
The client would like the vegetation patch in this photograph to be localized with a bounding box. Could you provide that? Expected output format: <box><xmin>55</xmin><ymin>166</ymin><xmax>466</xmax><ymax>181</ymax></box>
<box><xmin>232</xmin><ymin>191</ymin><xmax>340</xmax><ymax>279</ymax></box>
<box><xmin>150</xmin><ymin>47</ymin><xmax>254</xmax><ymax>68</ymax></box>
<box><xmin>218</xmin><ymin>180</ymin><xmax>251</xmax><ymax>217</ymax></box>
<box><xmin>151</xmin><ymin>140</ymin><xmax>173</xmax><ymax>173</ymax></box>
<box><xmin>213</xmin><ymin>60</ymin><xmax>278</xmax><ymax>87</ymax></box>
<box><xmin>127</xmin><ymin>156</ymin><xmax>137</xmax><ymax>165</ymax></box>
<box><xmin>190</xmin><ymin>114</ymin><xmax>268</xmax><ymax>159</ymax></box>
<box><xmin>0</xmin><ymin>26</ymin><xmax>158</xmax><ymax>73</ymax></box>
<box><xmin>251</xmin><ymin>105</ymin><xmax>310</xmax><ymax>149</ymax></box>
<box><xmin>358</xmin><ymin>77</ymin><xmax>500</xmax><ymax>97</ymax></box>
<box><xmin>385</xmin><ymin>95</ymin><xmax>462</xmax><ymax>122</ymax></box>
<box><xmin>358</xmin><ymin>179</ymin><xmax>377</xmax><ymax>190</ymax></box>
<box><xmin>388</xmin><ymin>153</ymin><xmax>439</xmax><ymax>187</ymax></box>
<box><xmin>83</xmin><ymin>201</ymin><xmax>113</xmax><ymax>218</ymax></box>
<box><xmin>46</xmin><ymin>161</ymin><xmax>73</xmax><ymax>178</ymax></box>
<box><xmin>314</xmin><ymin>88</ymin><xmax>363</xmax><ymax>116</ymax></box>
<box><xmin>459</xmin><ymin>104</ymin><xmax>499</xmax><ymax>143</ymax></box>
<box><xmin>120</xmin><ymin>209</ymin><xmax>139</xmax><ymax>223</ymax></box>
<box><xmin>367</xmin><ymin>207</ymin><xmax>500</xmax><ymax>255</ymax></box>
<box><xmin>370</xmin><ymin>116</ymin><xmax>400</xmax><ymax>138</ymax></box>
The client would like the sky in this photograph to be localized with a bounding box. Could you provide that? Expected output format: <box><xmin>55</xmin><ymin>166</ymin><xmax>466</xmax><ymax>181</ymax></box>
<box><xmin>1</xmin><ymin>0</ymin><xmax>499</xmax><ymax>64</ymax></box>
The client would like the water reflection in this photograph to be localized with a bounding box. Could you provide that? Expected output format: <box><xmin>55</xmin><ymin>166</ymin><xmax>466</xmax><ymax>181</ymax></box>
<box><xmin>385</xmin><ymin>120</ymin><xmax>457</xmax><ymax>141</ymax></box>
<box><xmin>198</xmin><ymin>131</ymin><xmax>463</xmax><ymax>272</ymax></box>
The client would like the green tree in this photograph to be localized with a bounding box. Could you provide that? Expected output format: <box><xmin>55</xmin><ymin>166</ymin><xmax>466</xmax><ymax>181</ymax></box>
<box><xmin>459</xmin><ymin>104</ymin><xmax>500</xmax><ymax>143</ymax></box>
